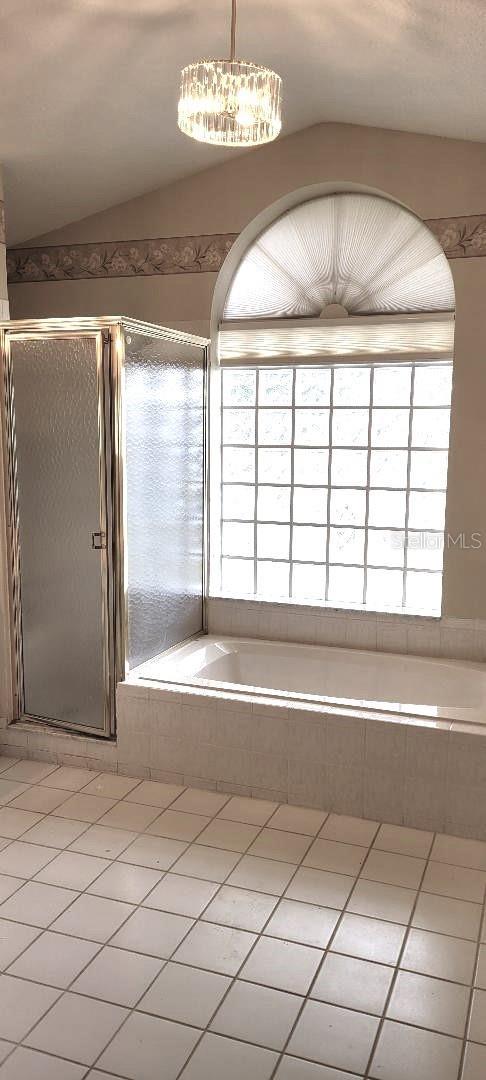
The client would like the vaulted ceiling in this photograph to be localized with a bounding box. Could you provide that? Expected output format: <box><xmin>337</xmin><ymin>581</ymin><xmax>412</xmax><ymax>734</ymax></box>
<box><xmin>2</xmin><ymin>0</ymin><xmax>484</xmax><ymax>244</ymax></box>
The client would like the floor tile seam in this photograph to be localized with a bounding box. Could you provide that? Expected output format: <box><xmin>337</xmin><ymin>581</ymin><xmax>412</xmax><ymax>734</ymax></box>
<box><xmin>147</xmin><ymin>814</ymin><xmax>213</xmax><ymax>844</ymax></box>
<box><xmin>3</xmin><ymin>827</ymin><xmax>440</xmax><ymax>863</ymax></box>
<box><xmin>4</xmin><ymin>918</ymin><xmax>480</xmax><ymax>990</ymax></box>
<box><xmin>44</xmin><ymin>768</ymin><xmax>101</xmax><ymax>792</ymax></box>
<box><xmin>1</xmin><ymin>860</ymin><xmax>482</xmax><ymax>948</ymax></box>
<box><xmin>0</xmin><ymin>780</ymin><xmax>51</xmax><ymax>810</ymax></box>
<box><xmin>3</xmin><ymin>870</ymin><xmax>481</xmax><ymax>949</ymax></box>
<box><xmin>358</xmin><ymin>870</ymin><xmax>485</xmax><ymax>906</ymax></box>
<box><xmin>5</xmin><ymin>770</ymin><xmax>486</xmax><ymax>1070</ymax></box>
<box><xmin>0</xmin><ymin>1005</ymin><xmax>443</xmax><ymax>1080</ymax></box>
<box><xmin>293</xmin><ymin>947</ymin><xmax>478</xmax><ymax>993</ymax></box>
<box><xmin>0</xmin><ymin>758</ymin><xmax>20</xmax><ymax>773</ymax></box>
<box><xmin>0</xmin><ymin>1040</ymin><xmax>93</xmax><ymax>1077</ymax></box>
<box><xmin>206</xmin><ymin>1006</ymin><xmax>469</xmax><ymax>1058</ymax></box>
<box><xmin>0</xmin><ymin>806</ymin><xmax>57</xmax><ymax>841</ymax></box>
<box><xmin>65</xmin><ymin>826</ymin><xmax>150</xmax><ymax>862</ymax></box>
<box><xmin>269</xmin><ymin>826</ymin><xmax>438</xmax><ymax>1080</ymax></box>
<box><xmin>0</xmin><ymin>835</ymin><xmax>152</xmax><ymax>998</ymax></box>
<box><xmin>6</xmin><ymin>787</ymin><xmax>81</xmax><ymax>815</ymax></box>
<box><xmin>11</xmin><ymin>785</ymin><xmax>160</xmax><ymax>1053</ymax></box>
<box><xmin>356</xmin><ymin>865</ymin><xmax>425</xmax><ymax>892</ymax></box>
<box><xmin>48</xmin><ymin>782</ymin><xmax>151</xmax><ymax>826</ymax></box>
<box><xmin>263</xmin><ymin>823</ymin><xmax>379</xmax><ymax>1080</ymax></box>
<box><xmin>0</xmin><ymin>827</ymin><xmax>148</xmax><ymax>944</ymax></box>
<box><xmin>134</xmin><ymin>797</ymin><xmax>280</xmax><ymax>916</ymax></box>
<box><xmin>0</xmin><ymin>838</ymin><xmax>79</xmax><ymax>888</ymax></box>
<box><xmin>3</xmin><ymin>1007</ymin><xmax>399</xmax><ymax>1080</ymax></box>
<box><xmin>30</xmin><ymin>844</ymin><xmax>131</xmax><ymax>895</ymax></box>
<box><xmin>456</xmin><ymin>883</ymin><xmax>486</xmax><ymax>1079</ymax></box>
<box><xmin>94</xmin><ymin>801</ymin><xmax>190</xmax><ymax>832</ymax></box>
<box><xmin>321</xmin><ymin>818</ymin><xmax>382</xmax><ymax>847</ymax></box>
<box><xmin>0</xmin><ymin>842</ymin><xmax>477</xmax><ymax>1062</ymax></box>
<box><xmin>427</xmin><ymin>852</ymin><xmax>486</xmax><ymax>873</ymax></box>
<box><xmin>3</xmin><ymin>931</ymin><xmax>106</xmax><ymax>994</ymax></box>
<box><xmin>168</xmin><ymin>789</ymin><xmax>232</xmax><ymax>818</ymax></box>
<box><xmin>419</xmin><ymin>884</ymin><xmax>486</xmax><ymax>905</ymax></box>
<box><xmin>362</xmin><ymin>832</ymin><xmax>444</xmax><ymax>1079</ymax></box>
<box><xmin>169</xmin><ymin>815</ymin><xmax>332</xmax><ymax>1080</ymax></box>
<box><xmin>17</xmin><ymin>984</ymin><xmax>131</xmax><ymax>1072</ymax></box>
<box><xmin>372</xmin><ymin>831</ymin><xmax>435</xmax><ymax>860</ymax></box>
<box><xmin>264</xmin><ymin>824</ymin><xmax>371</xmax><ymax>845</ymax></box>
<box><xmin>215</xmin><ymin>809</ymin><xmax>280</xmax><ymax>828</ymax></box>
<box><xmin>423</xmin><ymin>858</ymin><xmax>486</xmax><ymax>880</ymax></box>
<box><xmin>0</xmin><ymin>923</ymin><xmax>46</xmax><ymax>985</ymax></box>
<box><xmin>80</xmin><ymin>796</ymin><xmax>280</xmax><ymax>1078</ymax></box>
<box><xmin>192</xmin><ymin>814</ymin><xmax>330</xmax><ymax>861</ymax></box>
<box><xmin>224</xmin><ymin>800</ymin><xmax>331</xmax><ymax>832</ymax></box>
<box><xmin>0</xmin><ymin>870</ymin><xmax>38</xmax><ymax>910</ymax></box>
<box><xmin>270</xmin><ymin>1024</ymin><xmax>462</xmax><ymax>1076</ymax></box>
<box><xmin>82</xmin><ymin>776</ymin><xmax>146</xmax><ymax>800</ymax></box>
<box><xmin>168</xmin><ymin>841</ymin><xmax>335</xmax><ymax>875</ymax></box>
<box><xmin>304</xmin><ymin>838</ymin><xmax>443</xmax><ymax>888</ymax></box>
<box><xmin>93</xmin><ymin>784</ymin><xmax>245</xmax><ymax>838</ymax></box>
<box><xmin>3</xmin><ymin>976</ymin><xmax>65</xmax><ymax>1062</ymax></box>
<box><xmin>0</xmin><ymin>866</ymin><xmax>405</xmax><ymax>920</ymax></box>
<box><xmin>10</xmin><ymin>816</ymin><xmax>94</xmax><ymax>849</ymax></box>
<box><xmin>1</xmin><ymin>769</ymin><xmax>61</xmax><ymax>791</ymax></box>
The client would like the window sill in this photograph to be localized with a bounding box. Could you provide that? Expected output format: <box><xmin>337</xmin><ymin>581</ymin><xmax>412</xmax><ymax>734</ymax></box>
<box><xmin>209</xmin><ymin>591</ymin><xmax>442</xmax><ymax>621</ymax></box>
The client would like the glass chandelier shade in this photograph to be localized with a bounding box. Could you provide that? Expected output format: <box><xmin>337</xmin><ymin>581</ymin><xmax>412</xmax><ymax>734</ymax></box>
<box><xmin>178</xmin><ymin>59</ymin><xmax>282</xmax><ymax>146</ymax></box>
<box><xmin>178</xmin><ymin>0</ymin><xmax>282</xmax><ymax>146</ymax></box>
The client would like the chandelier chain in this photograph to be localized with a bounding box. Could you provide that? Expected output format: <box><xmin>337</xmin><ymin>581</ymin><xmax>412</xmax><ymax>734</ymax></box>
<box><xmin>177</xmin><ymin>0</ymin><xmax>282</xmax><ymax>146</ymax></box>
<box><xmin>230</xmin><ymin>0</ymin><xmax>237</xmax><ymax>61</ymax></box>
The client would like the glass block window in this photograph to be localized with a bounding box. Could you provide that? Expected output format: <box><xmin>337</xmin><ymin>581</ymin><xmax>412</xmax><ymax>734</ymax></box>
<box><xmin>214</xmin><ymin>361</ymin><xmax>452</xmax><ymax>615</ymax></box>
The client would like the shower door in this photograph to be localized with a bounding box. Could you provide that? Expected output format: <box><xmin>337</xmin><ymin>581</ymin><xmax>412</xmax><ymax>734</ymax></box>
<box><xmin>6</xmin><ymin>331</ymin><xmax>113</xmax><ymax>735</ymax></box>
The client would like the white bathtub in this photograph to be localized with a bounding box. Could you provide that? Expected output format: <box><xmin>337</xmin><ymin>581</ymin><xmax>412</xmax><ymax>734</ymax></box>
<box><xmin>135</xmin><ymin>634</ymin><xmax>486</xmax><ymax>727</ymax></box>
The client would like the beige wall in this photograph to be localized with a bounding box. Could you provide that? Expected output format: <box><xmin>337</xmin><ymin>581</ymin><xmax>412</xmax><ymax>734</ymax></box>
<box><xmin>8</xmin><ymin>121</ymin><xmax>486</xmax><ymax>619</ymax></box>
<box><xmin>0</xmin><ymin>168</ymin><xmax>8</xmax><ymax>319</ymax></box>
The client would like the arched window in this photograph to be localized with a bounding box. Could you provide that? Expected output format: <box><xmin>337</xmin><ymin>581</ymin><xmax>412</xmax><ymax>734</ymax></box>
<box><xmin>211</xmin><ymin>191</ymin><xmax>455</xmax><ymax>615</ymax></box>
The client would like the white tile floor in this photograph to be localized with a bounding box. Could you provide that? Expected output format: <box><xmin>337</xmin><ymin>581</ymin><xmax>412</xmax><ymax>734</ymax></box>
<box><xmin>0</xmin><ymin>756</ymin><xmax>484</xmax><ymax>1079</ymax></box>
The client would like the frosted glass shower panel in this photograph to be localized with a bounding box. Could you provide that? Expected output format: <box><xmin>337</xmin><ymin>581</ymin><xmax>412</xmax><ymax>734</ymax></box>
<box><xmin>10</xmin><ymin>334</ymin><xmax>108</xmax><ymax>730</ymax></box>
<box><xmin>124</xmin><ymin>330</ymin><xmax>206</xmax><ymax>668</ymax></box>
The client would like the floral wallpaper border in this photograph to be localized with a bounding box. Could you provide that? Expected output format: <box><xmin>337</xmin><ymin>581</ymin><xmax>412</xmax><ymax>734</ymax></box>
<box><xmin>6</xmin><ymin>233</ymin><xmax>238</xmax><ymax>284</ymax></box>
<box><xmin>6</xmin><ymin>215</ymin><xmax>486</xmax><ymax>285</ymax></box>
<box><xmin>426</xmin><ymin>215</ymin><xmax>486</xmax><ymax>259</ymax></box>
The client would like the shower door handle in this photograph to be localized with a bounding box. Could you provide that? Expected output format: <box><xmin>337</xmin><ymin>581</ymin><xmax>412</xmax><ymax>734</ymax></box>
<box><xmin>91</xmin><ymin>531</ymin><xmax>106</xmax><ymax>550</ymax></box>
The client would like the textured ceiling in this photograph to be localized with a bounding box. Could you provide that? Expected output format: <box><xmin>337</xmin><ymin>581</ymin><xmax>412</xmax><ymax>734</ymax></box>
<box><xmin>2</xmin><ymin>0</ymin><xmax>485</xmax><ymax>244</ymax></box>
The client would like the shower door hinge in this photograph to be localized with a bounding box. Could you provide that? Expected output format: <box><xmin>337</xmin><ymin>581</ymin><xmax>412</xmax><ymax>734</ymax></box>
<box><xmin>91</xmin><ymin>531</ymin><xmax>106</xmax><ymax>550</ymax></box>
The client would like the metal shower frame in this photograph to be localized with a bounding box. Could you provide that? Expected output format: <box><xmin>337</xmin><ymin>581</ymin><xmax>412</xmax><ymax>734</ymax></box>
<box><xmin>0</xmin><ymin>316</ymin><xmax>209</xmax><ymax>739</ymax></box>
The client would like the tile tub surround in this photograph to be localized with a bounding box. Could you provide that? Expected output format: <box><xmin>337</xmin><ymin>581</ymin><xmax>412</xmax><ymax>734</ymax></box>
<box><xmin>208</xmin><ymin>597</ymin><xmax>486</xmax><ymax>663</ymax></box>
<box><xmin>2</xmin><ymin>676</ymin><xmax>486</xmax><ymax>840</ymax></box>
<box><xmin>0</xmin><ymin>759</ymin><xmax>483</xmax><ymax>1078</ymax></box>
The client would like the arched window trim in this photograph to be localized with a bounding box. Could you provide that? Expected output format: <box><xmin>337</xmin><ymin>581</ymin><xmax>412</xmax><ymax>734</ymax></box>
<box><xmin>209</xmin><ymin>186</ymin><xmax>455</xmax><ymax>618</ymax></box>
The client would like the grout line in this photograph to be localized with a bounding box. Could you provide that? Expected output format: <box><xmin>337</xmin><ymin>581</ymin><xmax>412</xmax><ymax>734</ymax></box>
<box><xmin>362</xmin><ymin>831</ymin><xmax>446</xmax><ymax>1079</ymax></box>
<box><xmin>266</xmin><ymin>820</ymin><xmax>382</xmax><ymax>1079</ymax></box>
<box><xmin>0</xmin><ymin>760</ymin><xmax>485</xmax><ymax>1079</ymax></box>
<box><xmin>456</xmin><ymin>879</ymin><xmax>486</xmax><ymax>1079</ymax></box>
<box><xmin>169</xmin><ymin>809</ymin><xmax>335</xmax><ymax>1079</ymax></box>
<box><xmin>87</xmin><ymin>790</ymin><xmax>297</xmax><ymax>1078</ymax></box>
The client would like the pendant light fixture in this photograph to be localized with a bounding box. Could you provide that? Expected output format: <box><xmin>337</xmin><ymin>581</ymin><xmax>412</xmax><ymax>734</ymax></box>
<box><xmin>178</xmin><ymin>0</ymin><xmax>282</xmax><ymax>147</ymax></box>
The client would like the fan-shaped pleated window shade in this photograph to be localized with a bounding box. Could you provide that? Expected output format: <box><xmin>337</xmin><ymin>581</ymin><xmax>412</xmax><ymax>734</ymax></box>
<box><xmin>224</xmin><ymin>193</ymin><xmax>455</xmax><ymax>320</ymax></box>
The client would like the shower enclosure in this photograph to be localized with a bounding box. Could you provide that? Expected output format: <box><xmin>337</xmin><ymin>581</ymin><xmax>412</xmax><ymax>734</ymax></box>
<box><xmin>0</xmin><ymin>317</ymin><xmax>208</xmax><ymax>737</ymax></box>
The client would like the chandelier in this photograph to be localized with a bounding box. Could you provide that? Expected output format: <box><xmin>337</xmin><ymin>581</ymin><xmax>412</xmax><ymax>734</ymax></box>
<box><xmin>178</xmin><ymin>0</ymin><xmax>282</xmax><ymax>147</ymax></box>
